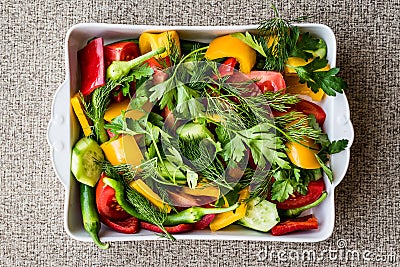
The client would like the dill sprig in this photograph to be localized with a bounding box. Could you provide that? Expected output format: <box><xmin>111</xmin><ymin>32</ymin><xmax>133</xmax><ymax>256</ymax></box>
<box><xmin>101</xmin><ymin>161</ymin><xmax>175</xmax><ymax>240</ymax></box>
<box><xmin>273</xmin><ymin>111</ymin><xmax>326</xmax><ymax>144</ymax></box>
<box><xmin>257</xmin><ymin>5</ymin><xmax>300</xmax><ymax>71</ymax></box>
<box><xmin>284</xmin><ymin>115</ymin><xmax>323</xmax><ymax>143</ymax></box>
<box><xmin>179</xmin><ymin>137</ymin><xmax>233</xmax><ymax>190</ymax></box>
<box><xmin>82</xmin><ymin>76</ymin><xmax>133</xmax><ymax>143</ymax></box>
<box><xmin>166</xmin><ymin>32</ymin><xmax>182</xmax><ymax>66</ymax></box>
<box><xmin>262</xmin><ymin>91</ymin><xmax>300</xmax><ymax>112</ymax></box>
<box><xmin>125</xmin><ymin>188</ymin><xmax>174</xmax><ymax>240</ymax></box>
<box><xmin>242</xmin><ymin>167</ymin><xmax>275</xmax><ymax>201</ymax></box>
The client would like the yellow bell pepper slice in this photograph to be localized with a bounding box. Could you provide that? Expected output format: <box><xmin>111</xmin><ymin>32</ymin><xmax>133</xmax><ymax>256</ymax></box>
<box><xmin>285</xmin><ymin>74</ymin><xmax>325</xmax><ymax>101</ymax></box>
<box><xmin>181</xmin><ymin>184</ymin><xmax>220</xmax><ymax>199</ymax></box>
<box><xmin>71</xmin><ymin>93</ymin><xmax>92</xmax><ymax>136</ymax></box>
<box><xmin>284</xmin><ymin>57</ymin><xmax>330</xmax><ymax>101</ymax></box>
<box><xmin>209</xmin><ymin>187</ymin><xmax>250</xmax><ymax>231</ymax></box>
<box><xmin>104</xmin><ymin>98</ymin><xmax>150</xmax><ymax>123</ymax></box>
<box><xmin>100</xmin><ymin>135</ymin><xmax>144</xmax><ymax>166</ymax></box>
<box><xmin>286</xmin><ymin>137</ymin><xmax>321</xmax><ymax>169</ymax></box>
<box><xmin>104</xmin><ymin>99</ymin><xmax>130</xmax><ymax>122</ymax></box>
<box><xmin>129</xmin><ymin>179</ymin><xmax>171</xmax><ymax>213</ymax></box>
<box><xmin>205</xmin><ymin>35</ymin><xmax>256</xmax><ymax>74</ymax></box>
<box><xmin>139</xmin><ymin>31</ymin><xmax>181</xmax><ymax>58</ymax></box>
<box><xmin>284</xmin><ymin>57</ymin><xmax>330</xmax><ymax>74</ymax></box>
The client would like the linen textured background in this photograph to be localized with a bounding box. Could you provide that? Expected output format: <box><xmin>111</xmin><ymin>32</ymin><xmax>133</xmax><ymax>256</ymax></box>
<box><xmin>0</xmin><ymin>0</ymin><xmax>399</xmax><ymax>266</ymax></box>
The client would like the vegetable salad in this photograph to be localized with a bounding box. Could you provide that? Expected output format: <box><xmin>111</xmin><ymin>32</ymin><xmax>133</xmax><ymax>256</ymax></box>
<box><xmin>70</xmin><ymin>9</ymin><xmax>348</xmax><ymax>249</ymax></box>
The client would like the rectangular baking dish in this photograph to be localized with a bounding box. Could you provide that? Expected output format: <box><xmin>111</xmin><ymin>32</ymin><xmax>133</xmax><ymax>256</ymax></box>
<box><xmin>47</xmin><ymin>23</ymin><xmax>354</xmax><ymax>243</ymax></box>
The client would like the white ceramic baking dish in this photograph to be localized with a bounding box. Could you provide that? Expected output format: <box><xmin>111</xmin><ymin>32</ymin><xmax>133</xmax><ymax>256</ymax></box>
<box><xmin>47</xmin><ymin>23</ymin><xmax>354</xmax><ymax>243</ymax></box>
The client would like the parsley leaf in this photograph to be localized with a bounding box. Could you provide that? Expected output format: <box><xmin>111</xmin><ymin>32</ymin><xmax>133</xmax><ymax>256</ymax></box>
<box><xmin>231</xmin><ymin>32</ymin><xmax>268</xmax><ymax>57</ymax></box>
<box><xmin>315</xmin><ymin>154</ymin><xmax>333</xmax><ymax>182</ymax></box>
<box><xmin>290</xmin><ymin>32</ymin><xmax>321</xmax><ymax>60</ymax></box>
<box><xmin>148</xmin><ymin>78</ymin><xmax>177</xmax><ymax>110</ymax></box>
<box><xmin>121</xmin><ymin>64</ymin><xmax>154</xmax><ymax>96</ymax></box>
<box><xmin>271</xmin><ymin>167</ymin><xmax>312</xmax><ymax>202</ymax></box>
<box><xmin>271</xmin><ymin>179</ymin><xmax>294</xmax><ymax>202</ymax></box>
<box><xmin>293</xmin><ymin>57</ymin><xmax>347</xmax><ymax>96</ymax></box>
<box><xmin>175</xmin><ymin>83</ymin><xmax>205</xmax><ymax>118</ymax></box>
<box><xmin>222</xmin><ymin>122</ymin><xmax>290</xmax><ymax>169</ymax></box>
<box><xmin>328</xmin><ymin>139</ymin><xmax>348</xmax><ymax>154</ymax></box>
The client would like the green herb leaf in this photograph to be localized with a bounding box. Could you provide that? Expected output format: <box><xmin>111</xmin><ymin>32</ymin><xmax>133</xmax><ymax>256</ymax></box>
<box><xmin>222</xmin><ymin>135</ymin><xmax>247</xmax><ymax>163</ymax></box>
<box><xmin>290</xmin><ymin>32</ymin><xmax>321</xmax><ymax>60</ymax></box>
<box><xmin>315</xmin><ymin>154</ymin><xmax>333</xmax><ymax>182</ymax></box>
<box><xmin>328</xmin><ymin>139</ymin><xmax>348</xmax><ymax>154</ymax></box>
<box><xmin>271</xmin><ymin>179</ymin><xmax>294</xmax><ymax>202</ymax></box>
<box><xmin>175</xmin><ymin>83</ymin><xmax>205</xmax><ymax>118</ymax></box>
<box><xmin>293</xmin><ymin>57</ymin><xmax>347</xmax><ymax>96</ymax></box>
<box><xmin>307</xmin><ymin>115</ymin><xmax>330</xmax><ymax>147</ymax></box>
<box><xmin>231</xmin><ymin>32</ymin><xmax>268</xmax><ymax>57</ymax></box>
<box><xmin>257</xmin><ymin>6</ymin><xmax>300</xmax><ymax>71</ymax></box>
<box><xmin>148</xmin><ymin>78</ymin><xmax>176</xmax><ymax>110</ymax></box>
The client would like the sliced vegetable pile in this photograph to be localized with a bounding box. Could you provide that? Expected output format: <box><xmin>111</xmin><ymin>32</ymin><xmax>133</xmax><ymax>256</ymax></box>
<box><xmin>70</xmin><ymin>8</ymin><xmax>348</xmax><ymax>249</ymax></box>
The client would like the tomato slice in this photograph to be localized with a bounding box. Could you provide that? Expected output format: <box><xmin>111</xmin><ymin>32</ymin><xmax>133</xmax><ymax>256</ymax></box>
<box><xmin>293</xmin><ymin>99</ymin><xmax>326</xmax><ymax>126</ymax></box>
<box><xmin>273</xmin><ymin>179</ymin><xmax>325</xmax><ymax>210</ymax></box>
<box><xmin>217</xmin><ymin>57</ymin><xmax>238</xmax><ymax>78</ymax></box>
<box><xmin>145</xmin><ymin>56</ymin><xmax>171</xmax><ymax>70</ymax></box>
<box><xmin>104</xmin><ymin>41</ymin><xmax>140</xmax><ymax>68</ymax></box>
<box><xmin>100</xmin><ymin>214</ymin><xmax>139</xmax><ymax>234</ymax></box>
<box><xmin>246</xmin><ymin>71</ymin><xmax>286</xmax><ymax>93</ymax></box>
<box><xmin>96</xmin><ymin>173</ymin><xmax>130</xmax><ymax>220</ymax></box>
<box><xmin>145</xmin><ymin>56</ymin><xmax>171</xmax><ymax>85</ymax></box>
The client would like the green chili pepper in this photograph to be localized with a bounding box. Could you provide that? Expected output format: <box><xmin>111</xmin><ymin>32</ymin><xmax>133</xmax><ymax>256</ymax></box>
<box><xmin>80</xmin><ymin>183</ymin><xmax>109</xmax><ymax>249</ymax></box>
<box><xmin>102</xmin><ymin>178</ymin><xmax>240</xmax><ymax>226</ymax></box>
<box><xmin>163</xmin><ymin>204</ymin><xmax>239</xmax><ymax>226</ymax></box>
<box><xmin>102</xmin><ymin>178</ymin><xmax>146</xmax><ymax>220</ymax></box>
<box><xmin>107</xmin><ymin>47</ymin><xmax>166</xmax><ymax>81</ymax></box>
<box><xmin>279</xmin><ymin>192</ymin><xmax>328</xmax><ymax>218</ymax></box>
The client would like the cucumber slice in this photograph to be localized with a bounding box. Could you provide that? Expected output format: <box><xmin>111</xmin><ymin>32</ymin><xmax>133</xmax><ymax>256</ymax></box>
<box><xmin>238</xmin><ymin>197</ymin><xmax>280</xmax><ymax>232</ymax></box>
<box><xmin>177</xmin><ymin>122</ymin><xmax>214</xmax><ymax>141</ymax></box>
<box><xmin>306</xmin><ymin>38</ymin><xmax>327</xmax><ymax>59</ymax></box>
<box><xmin>71</xmin><ymin>137</ymin><xmax>104</xmax><ymax>187</ymax></box>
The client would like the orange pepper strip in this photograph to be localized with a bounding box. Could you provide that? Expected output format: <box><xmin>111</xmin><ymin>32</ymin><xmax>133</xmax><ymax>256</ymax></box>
<box><xmin>205</xmin><ymin>35</ymin><xmax>256</xmax><ymax>74</ymax></box>
<box><xmin>129</xmin><ymin>179</ymin><xmax>172</xmax><ymax>213</ymax></box>
<box><xmin>209</xmin><ymin>187</ymin><xmax>250</xmax><ymax>231</ymax></box>
<box><xmin>100</xmin><ymin>135</ymin><xmax>144</xmax><ymax>167</ymax></box>
<box><xmin>139</xmin><ymin>31</ymin><xmax>181</xmax><ymax>58</ymax></box>
<box><xmin>71</xmin><ymin>93</ymin><xmax>92</xmax><ymax>136</ymax></box>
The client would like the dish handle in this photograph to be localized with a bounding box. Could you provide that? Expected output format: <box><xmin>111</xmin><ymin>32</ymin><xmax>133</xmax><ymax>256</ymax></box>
<box><xmin>47</xmin><ymin>80</ymin><xmax>72</xmax><ymax>188</ymax></box>
<box><xmin>328</xmin><ymin>93</ymin><xmax>355</xmax><ymax>188</ymax></box>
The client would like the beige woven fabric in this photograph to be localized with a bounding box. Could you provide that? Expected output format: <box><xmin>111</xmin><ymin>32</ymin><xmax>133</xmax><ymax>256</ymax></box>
<box><xmin>0</xmin><ymin>0</ymin><xmax>399</xmax><ymax>266</ymax></box>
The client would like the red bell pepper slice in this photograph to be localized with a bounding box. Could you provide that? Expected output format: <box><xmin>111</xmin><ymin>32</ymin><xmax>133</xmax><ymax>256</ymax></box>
<box><xmin>140</xmin><ymin>221</ymin><xmax>194</xmax><ymax>234</ymax></box>
<box><xmin>271</xmin><ymin>214</ymin><xmax>318</xmax><ymax>236</ymax></box>
<box><xmin>193</xmin><ymin>214</ymin><xmax>216</xmax><ymax>230</ymax></box>
<box><xmin>104</xmin><ymin>41</ymin><xmax>140</xmax><ymax>68</ymax></box>
<box><xmin>104</xmin><ymin>41</ymin><xmax>140</xmax><ymax>102</ymax></box>
<box><xmin>273</xmin><ymin>179</ymin><xmax>325</xmax><ymax>210</ymax></box>
<box><xmin>100</xmin><ymin>214</ymin><xmax>139</xmax><ymax>234</ymax></box>
<box><xmin>192</xmin><ymin>204</ymin><xmax>216</xmax><ymax>230</ymax></box>
<box><xmin>78</xmin><ymin>37</ymin><xmax>105</xmax><ymax>96</ymax></box>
